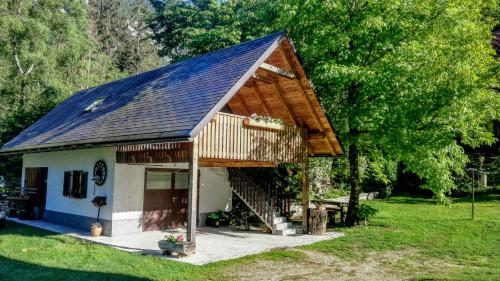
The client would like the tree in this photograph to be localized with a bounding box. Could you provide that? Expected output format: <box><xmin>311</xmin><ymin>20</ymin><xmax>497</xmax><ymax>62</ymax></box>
<box><xmin>149</xmin><ymin>0</ymin><xmax>499</xmax><ymax>226</ymax></box>
<box><xmin>89</xmin><ymin>0</ymin><xmax>161</xmax><ymax>74</ymax></box>
<box><xmin>148</xmin><ymin>0</ymin><xmax>279</xmax><ymax>61</ymax></box>
<box><xmin>281</xmin><ymin>0</ymin><xmax>499</xmax><ymax>225</ymax></box>
<box><xmin>0</xmin><ymin>0</ymin><xmax>120</xmax><ymax>187</ymax></box>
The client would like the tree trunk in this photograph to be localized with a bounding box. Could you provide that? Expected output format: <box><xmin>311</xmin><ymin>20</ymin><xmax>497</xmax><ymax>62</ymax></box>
<box><xmin>346</xmin><ymin>142</ymin><xmax>361</xmax><ymax>226</ymax></box>
<box><xmin>309</xmin><ymin>209</ymin><xmax>327</xmax><ymax>235</ymax></box>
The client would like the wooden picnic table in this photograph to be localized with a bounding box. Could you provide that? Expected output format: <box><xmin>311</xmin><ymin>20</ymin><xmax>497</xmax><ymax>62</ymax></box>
<box><xmin>311</xmin><ymin>198</ymin><xmax>349</xmax><ymax>225</ymax></box>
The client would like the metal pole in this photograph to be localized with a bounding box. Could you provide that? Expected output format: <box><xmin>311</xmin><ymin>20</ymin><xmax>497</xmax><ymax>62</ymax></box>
<box><xmin>472</xmin><ymin>169</ymin><xmax>475</xmax><ymax>220</ymax></box>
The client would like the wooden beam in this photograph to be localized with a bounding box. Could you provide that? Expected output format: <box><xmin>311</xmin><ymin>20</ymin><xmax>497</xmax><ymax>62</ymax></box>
<box><xmin>233</xmin><ymin>94</ymin><xmax>250</xmax><ymax>116</ymax></box>
<box><xmin>265</xmin><ymin>78</ymin><xmax>299</xmax><ymax>126</ymax></box>
<box><xmin>308</xmin><ymin>131</ymin><xmax>327</xmax><ymax>140</ymax></box>
<box><xmin>249</xmin><ymin>81</ymin><xmax>274</xmax><ymax>116</ymax></box>
<box><xmin>260</xmin><ymin>62</ymin><xmax>296</xmax><ymax>79</ymax></box>
<box><xmin>278</xmin><ymin>44</ymin><xmax>338</xmax><ymax>155</ymax></box>
<box><xmin>225</xmin><ymin>103</ymin><xmax>239</xmax><ymax>115</ymax></box>
<box><xmin>199</xmin><ymin>158</ymin><xmax>277</xmax><ymax>168</ymax></box>
<box><xmin>252</xmin><ymin>73</ymin><xmax>272</xmax><ymax>84</ymax></box>
<box><xmin>187</xmin><ymin>137</ymin><xmax>199</xmax><ymax>246</ymax></box>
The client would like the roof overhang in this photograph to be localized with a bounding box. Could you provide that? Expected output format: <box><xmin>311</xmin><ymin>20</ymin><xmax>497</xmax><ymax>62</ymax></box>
<box><xmin>0</xmin><ymin>133</ymin><xmax>191</xmax><ymax>155</ymax></box>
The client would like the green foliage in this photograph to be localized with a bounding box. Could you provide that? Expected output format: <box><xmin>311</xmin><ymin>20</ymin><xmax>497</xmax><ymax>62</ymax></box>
<box><xmin>89</xmin><ymin>0</ymin><xmax>161</xmax><ymax>74</ymax></box>
<box><xmin>0</xmin><ymin>0</ymin><xmax>121</xmax><ymax>186</ymax></box>
<box><xmin>148</xmin><ymin>0</ymin><xmax>279</xmax><ymax>61</ymax></box>
<box><xmin>149</xmin><ymin>0</ymin><xmax>499</xmax><ymax>202</ymax></box>
<box><xmin>356</xmin><ymin>203</ymin><xmax>378</xmax><ymax>220</ymax></box>
<box><xmin>281</xmin><ymin>0</ymin><xmax>499</xmax><ymax>199</ymax></box>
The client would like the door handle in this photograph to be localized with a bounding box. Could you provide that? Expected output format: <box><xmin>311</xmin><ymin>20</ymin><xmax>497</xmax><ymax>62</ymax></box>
<box><xmin>172</xmin><ymin>196</ymin><xmax>178</xmax><ymax>201</ymax></box>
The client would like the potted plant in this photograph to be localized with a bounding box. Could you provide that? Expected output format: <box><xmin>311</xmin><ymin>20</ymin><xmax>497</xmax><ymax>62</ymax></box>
<box><xmin>158</xmin><ymin>234</ymin><xmax>195</xmax><ymax>256</ymax></box>
<box><xmin>91</xmin><ymin>196</ymin><xmax>106</xmax><ymax>237</ymax></box>
<box><xmin>243</xmin><ymin>113</ymin><xmax>284</xmax><ymax>130</ymax></box>
<box><xmin>356</xmin><ymin>204</ymin><xmax>378</xmax><ymax>226</ymax></box>
<box><xmin>91</xmin><ymin>222</ymin><xmax>102</xmax><ymax>236</ymax></box>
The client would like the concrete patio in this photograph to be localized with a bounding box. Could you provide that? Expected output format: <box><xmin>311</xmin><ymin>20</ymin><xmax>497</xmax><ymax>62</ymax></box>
<box><xmin>7</xmin><ymin>217</ymin><xmax>343</xmax><ymax>265</ymax></box>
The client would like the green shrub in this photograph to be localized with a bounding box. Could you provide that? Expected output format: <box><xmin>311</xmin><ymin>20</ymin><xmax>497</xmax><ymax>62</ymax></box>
<box><xmin>357</xmin><ymin>204</ymin><xmax>379</xmax><ymax>220</ymax></box>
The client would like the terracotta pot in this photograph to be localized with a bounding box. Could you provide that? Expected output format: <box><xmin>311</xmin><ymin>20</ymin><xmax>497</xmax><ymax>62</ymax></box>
<box><xmin>91</xmin><ymin>226</ymin><xmax>103</xmax><ymax>237</ymax></box>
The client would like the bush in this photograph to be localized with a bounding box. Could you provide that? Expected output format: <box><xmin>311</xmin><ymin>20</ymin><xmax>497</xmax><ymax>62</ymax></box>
<box><xmin>357</xmin><ymin>204</ymin><xmax>379</xmax><ymax>221</ymax></box>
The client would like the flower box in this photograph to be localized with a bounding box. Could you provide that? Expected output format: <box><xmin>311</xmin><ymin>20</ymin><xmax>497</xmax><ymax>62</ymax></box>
<box><xmin>158</xmin><ymin>240</ymin><xmax>195</xmax><ymax>256</ymax></box>
<box><xmin>243</xmin><ymin>118</ymin><xmax>284</xmax><ymax>130</ymax></box>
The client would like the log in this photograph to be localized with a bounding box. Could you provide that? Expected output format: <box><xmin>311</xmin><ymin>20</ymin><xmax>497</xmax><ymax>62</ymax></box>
<box><xmin>309</xmin><ymin>209</ymin><xmax>328</xmax><ymax>236</ymax></box>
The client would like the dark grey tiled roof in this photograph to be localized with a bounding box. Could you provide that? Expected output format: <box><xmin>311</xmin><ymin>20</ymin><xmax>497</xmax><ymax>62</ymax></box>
<box><xmin>2</xmin><ymin>32</ymin><xmax>284</xmax><ymax>152</ymax></box>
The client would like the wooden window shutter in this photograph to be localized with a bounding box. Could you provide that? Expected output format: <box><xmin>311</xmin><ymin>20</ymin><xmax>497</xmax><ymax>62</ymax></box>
<box><xmin>80</xmin><ymin>172</ymin><xmax>88</xmax><ymax>198</ymax></box>
<box><xmin>63</xmin><ymin>171</ymin><xmax>72</xmax><ymax>197</ymax></box>
<box><xmin>71</xmin><ymin>171</ymin><xmax>81</xmax><ymax>198</ymax></box>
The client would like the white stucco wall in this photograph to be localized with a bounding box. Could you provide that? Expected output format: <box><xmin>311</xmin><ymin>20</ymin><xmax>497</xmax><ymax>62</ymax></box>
<box><xmin>22</xmin><ymin>149</ymin><xmax>232</xmax><ymax>236</ymax></box>
<box><xmin>22</xmin><ymin>147</ymin><xmax>115</xmax><ymax>220</ymax></box>
<box><xmin>198</xmin><ymin>168</ymin><xmax>232</xmax><ymax>214</ymax></box>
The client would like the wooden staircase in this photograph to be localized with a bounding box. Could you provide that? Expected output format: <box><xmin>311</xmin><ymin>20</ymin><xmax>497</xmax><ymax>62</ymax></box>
<box><xmin>228</xmin><ymin>168</ymin><xmax>296</xmax><ymax>236</ymax></box>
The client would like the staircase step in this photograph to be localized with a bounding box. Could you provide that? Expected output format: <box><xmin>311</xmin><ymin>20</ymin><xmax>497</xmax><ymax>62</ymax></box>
<box><xmin>275</xmin><ymin>228</ymin><xmax>297</xmax><ymax>236</ymax></box>
<box><xmin>274</xmin><ymin>222</ymin><xmax>292</xmax><ymax>230</ymax></box>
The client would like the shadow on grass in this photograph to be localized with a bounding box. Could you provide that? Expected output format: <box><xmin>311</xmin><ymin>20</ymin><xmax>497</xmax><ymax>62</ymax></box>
<box><xmin>381</xmin><ymin>196</ymin><xmax>435</xmax><ymax>205</ymax></box>
<box><xmin>453</xmin><ymin>191</ymin><xmax>500</xmax><ymax>203</ymax></box>
<box><xmin>1</xmin><ymin>220</ymin><xmax>57</xmax><ymax>237</ymax></box>
<box><xmin>0</xmin><ymin>222</ymin><xmax>152</xmax><ymax>280</ymax></box>
<box><xmin>0</xmin><ymin>255</ymin><xmax>151</xmax><ymax>281</ymax></box>
<box><xmin>0</xmin><ymin>221</ymin><xmax>85</xmax><ymax>246</ymax></box>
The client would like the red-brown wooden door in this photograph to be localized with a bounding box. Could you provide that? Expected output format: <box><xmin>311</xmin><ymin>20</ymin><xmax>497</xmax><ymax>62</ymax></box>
<box><xmin>171</xmin><ymin>171</ymin><xmax>189</xmax><ymax>228</ymax></box>
<box><xmin>142</xmin><ymin>169</ymin><xmax>189</xmax><ymax>231</ymax></box>
<box><xmin>24</xmin><ymin>167</ymin><xmax>48</xmax><ymax>219</ymax></box>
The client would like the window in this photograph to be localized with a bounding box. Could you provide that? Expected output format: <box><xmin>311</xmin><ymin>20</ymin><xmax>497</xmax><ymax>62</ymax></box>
<box><xmin>145</xmin><ymin>170</ymin><xmax>172</xmax><ymax>190</ymax></box>
<box><xmin>83</xmin><ymin>97</ymin><xmax>106</xmax><ymax>112</ymax></box>
<box><xmin>144</xmin><ymin>169</ymin><xmax>190</xmax><ymax>190</ymax></box>
<box><xmin>175</xmin><ymin>172</ymin><xmax>189</xmax><ymax>189</ymax></box>
<box><xmin>63</xmin><ymin>171</ymin><xmax>88</xmax><ymax>198</ymax></box>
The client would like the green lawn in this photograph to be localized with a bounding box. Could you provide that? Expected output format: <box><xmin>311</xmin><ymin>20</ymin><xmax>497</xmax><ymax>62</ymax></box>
<box><xmin>0</xmin><ymin>192</ymin><xmax>498</xmax><ymax>280</ymax></box>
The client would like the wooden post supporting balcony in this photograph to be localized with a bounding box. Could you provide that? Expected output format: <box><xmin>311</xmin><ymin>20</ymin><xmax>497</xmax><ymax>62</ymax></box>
<box><xmin>187</xmin><ymin>137</ymin><xmax>199</xmax><ymax>246</ymax></box>
<box><xmin>302</xmin><ymin>157</ymin><xmax>310</xmax><ymax>234</ymax></box>
<box><xmin>302</xmin><ymin>131</ymin><xmax>309</xmax><ymax>234</ymax></box>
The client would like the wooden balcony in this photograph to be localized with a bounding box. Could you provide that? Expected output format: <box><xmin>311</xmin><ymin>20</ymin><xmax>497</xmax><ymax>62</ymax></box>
<box><xmin>116</xmin><ymin>112</ymin><xmax>307</xmax><ymax>167</ymax></box>
<box><xmin>197</xmin><ymin>113</ymin><xmax>306</xmax><ymax>167</ymax></box>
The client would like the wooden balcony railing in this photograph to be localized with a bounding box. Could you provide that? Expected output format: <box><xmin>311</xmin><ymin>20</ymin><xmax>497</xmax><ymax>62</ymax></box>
<box><xmin>197</xmin><ymin>112</ymin><xmax>306</xmax><ymax>164</ymax></box>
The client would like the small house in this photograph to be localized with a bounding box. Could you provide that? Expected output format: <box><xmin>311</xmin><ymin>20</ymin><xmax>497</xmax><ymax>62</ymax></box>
<box><xmin>0</xmin><ymin>33</ymin><xmax>342</xmax><ymax>250</ymax></box>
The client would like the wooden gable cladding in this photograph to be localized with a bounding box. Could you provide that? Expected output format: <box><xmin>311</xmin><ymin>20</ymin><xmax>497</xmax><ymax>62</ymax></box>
<box><xmin>116</xmin><ymin>142</ymin><xmax>192</xmax><ymax>163</ymax></box>
<box><xmin>226</xmin><ymin>40</ymin><xmax>343</xmax><ymax>156</ymax></box>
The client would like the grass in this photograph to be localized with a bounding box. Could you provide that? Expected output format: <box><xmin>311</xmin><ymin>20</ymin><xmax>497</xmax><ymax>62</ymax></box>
<box><xmin>303</xmin><ymin>192</ymin><xmax>500</xmax><ymax>280</ymax></box>
<box><xmin>0</xmin><ymin>192</ymin><xmax>498</xmax><ymax>280</ymax></box>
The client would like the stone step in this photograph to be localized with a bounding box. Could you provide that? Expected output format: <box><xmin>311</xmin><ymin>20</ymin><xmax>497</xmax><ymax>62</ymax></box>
<box><xmin>273</xmin><ymin>222</ymin><xmax>292</xmax><ymax>230</ymax></box>
<box><xmin>275</xmin><ymin>228</ymin><xmax>297</xmax><ymax>236</ymax></box>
